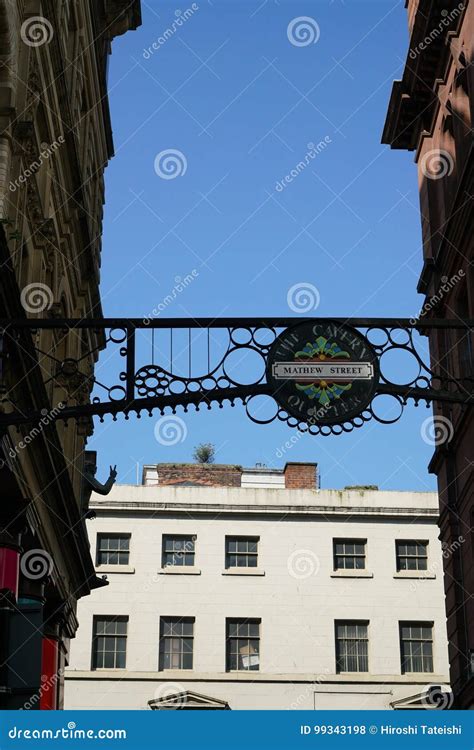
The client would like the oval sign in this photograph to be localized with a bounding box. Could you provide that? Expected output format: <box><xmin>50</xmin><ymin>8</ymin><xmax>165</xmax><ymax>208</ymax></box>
<box><xmin>266</xmin><ymin>321</ymin><xmax>380</xmax><ymax>426</ymax></box>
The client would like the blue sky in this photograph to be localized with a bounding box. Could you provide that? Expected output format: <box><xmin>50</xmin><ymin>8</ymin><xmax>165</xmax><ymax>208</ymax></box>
<box><xmin>89</xmin><ymin>0</ymin><xmax>438</xmax><ymax>491</ymax></box>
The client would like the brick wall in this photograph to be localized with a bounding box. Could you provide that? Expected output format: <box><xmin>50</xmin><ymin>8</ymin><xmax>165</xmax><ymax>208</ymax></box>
<box><xmin>284</xmin><ymin>463</ymin><xmax>317</xmax><ymax>490</ymax></box>
<box><xmin>156</xmin><ymin>464</ymin><xmax>242</xmax><ymax>487</ymax></box>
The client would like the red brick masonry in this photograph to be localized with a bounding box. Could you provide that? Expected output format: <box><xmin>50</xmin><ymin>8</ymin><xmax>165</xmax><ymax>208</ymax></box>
<box><xmin>153</xmin><ymin>462</ymin><xmax>317</xmax><ymax>490</ymax></box>
<box><xmin>156</xmin><ymin>464</ymin><xmax>242</xmax><ymax>487</ymax></box>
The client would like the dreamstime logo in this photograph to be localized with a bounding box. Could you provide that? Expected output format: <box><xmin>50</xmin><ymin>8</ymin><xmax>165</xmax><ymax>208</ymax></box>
<box><xmin>164</xmin><ymin>536</ymin><xmax>196</xmax><ymax>568</ymax></box>
<box><xmin>9</xmin><ymin>136</ymin><xmax>65</xmax><ymax>192</ymax></box>
<box><xmin>409</xmin><ymin>269</ymin><xmax>464</xmax><ymax>324</ymax></box>
<box><xmin>420</xmin><ymin>149</ymin><xmax>454</xmax><ymax>180</ymax></box>
<box><xmin>0</xmin><ymin>404</ymin><xmax>65</xmax><ymax>470</ymax></box>
<box><xmin>143</xmin><ymin>4</ymin><xmax>199</xmax><ymax>58</ymax></box>
<box><xmin>154</xmin><ymin>415</ymin><xmax>188</xmax><ymax>445</ymax></box>
<box><xmin>409</xmin><ymin>535</ymin><xmax>465</xmax><ymax>593</ymax></box>
<box><xmin>154</xmin><ymin>149</ymin><xmax>188</xmax><ymax>180</ymax></box>
<box><xmin>20</xmin><ymin>283</ymin><xmax>53</xmax><ymax>313</ymax></box>
<box><xmin>153</xmin><ymin>682</ymin><xmax>187</xmax><ymax>708</ymax></box>
<box><xmin>22</xmin><ymin>669</ymin><xmax>64</xmax><ymax>710</ymax></box>
<box><xmin>287</xmin><ymin>16</ymin><xmax>320</xmax><ymax>47</ymax></box>
<box><xmin>275</xmin><ymin>137</ymin><xmax>331</xmax><ymax>192</ymax></box>
<box><xmin>21</xmin><ymin>16</ymin><xmax>54</xmax><ymax>46</ymax></box>
<box><xmin>289</xmin><ymin>671</ymin><xmax>330</xmax><ymax>709</ymax></box>
<box><xmin>143</xmin><ymin>270</ymin><xmax>199</xmax><ymax>323</ymax></box>
<box><xmin>421</xmin><ymin>684</ymin><xmax>454</xmax><ymax>710</ymax></box>
<box><xmin>287</xmin><ymin>549</ymin><xmax>320</xmax><ymax>579</ymax></box>
<box><xmin>287</xmin><ymin>282</ymin><xmax>320</xmax><ymax>313</ymax></box>
<box><xmin>421</xmin><ymin>415</ymin><xmax>454</xmax><ymax>446</ymax></box>
<box><xmin>20</xmin><ymin>549</ymin><xmax>53</xmax><ymax>580</ymax></box>
<box><xmin>409</xmin><ymin>4</ymin><xmax>464</xmax><ymax>60</ymax></box>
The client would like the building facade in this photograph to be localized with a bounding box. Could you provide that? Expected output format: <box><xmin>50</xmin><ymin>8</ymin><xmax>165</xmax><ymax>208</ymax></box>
<box><xmin>0</xmin><ymin>0</ymin><xmax>140</xmax><ymax>708</ymax></box>
<box><xmin>65</xmin><ymin>462</ymin><xmax>450</xmax><ymax>710</ymax></box>
<box><xmin>382</xmin><ymin>0</ymin><xmax>473</xmax><ymax>708</ymax></box>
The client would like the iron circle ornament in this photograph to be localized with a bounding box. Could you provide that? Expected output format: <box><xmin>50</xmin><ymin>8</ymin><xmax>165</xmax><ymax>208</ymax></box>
<box><xmin>266</xmin><ymin>320</ymin><xmax>380</xmax><ymax>427</ymax></box>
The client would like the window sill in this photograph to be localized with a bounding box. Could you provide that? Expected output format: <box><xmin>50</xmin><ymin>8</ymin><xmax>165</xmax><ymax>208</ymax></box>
<box><xmin>157</xmin><ymin>567</ymin><xmax>201</xmax><ymax>575</ymax></box>
<box><xmin>226</xmin><ymin>669</ymin><xmax>260</xmax><ymax>673</ymax></box>
<box><xmin>222</xmin><ymin>569</ymin><xmax>265</xmax><ymax>576</ymax></box>
<box><xmin>330</xmin><ymin>571</ymin><xmax>373</xmax><ymax>578</ymax></box>
<box><xmin>95</xmin><ymin>565</ymin><xmax>135</xmax><ymax>574</ymax></box>
<box><xmin>158</xmin><ymin>669</ymin><xmax>194</xmax><ymax>673</ymax></box>
<box><xmin>393</xmin><ymin>572</ymin><xmax>436</xmax><ymax>579</ymax></box>
<box><xmin>92</xmin><ymin>668</ymin><xmax>127</xmax><ymax>672</ymax></box>
<box><xmin>336</xmin><ymin>671</ymin><xmax>369</xmax><ymax>676</ymax></box>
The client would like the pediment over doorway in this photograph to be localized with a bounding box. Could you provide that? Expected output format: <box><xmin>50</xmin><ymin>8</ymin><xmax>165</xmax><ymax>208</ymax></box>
<box><xmin>148</xmin><ymin>690</ymin><xmax>230</xmax><ymax>710</ymax></box>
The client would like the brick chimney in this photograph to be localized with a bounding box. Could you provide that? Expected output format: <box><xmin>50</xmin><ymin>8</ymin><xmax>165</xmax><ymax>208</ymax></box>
<box><xmin>284</xmin><ymin>462</ymin><xmax>318</xmax><ymax>490</ymax></box>
<box><xmin>152</xmin><ymin>464</ymin><xmax>243</xmax><ymax>488</ymax></box>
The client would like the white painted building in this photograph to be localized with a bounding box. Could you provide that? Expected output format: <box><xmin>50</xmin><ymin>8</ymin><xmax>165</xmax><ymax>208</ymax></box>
<box><xmin>64</xmin><ymin>462</ymin><xmax>450</xmax><ymax>710</ymax></box>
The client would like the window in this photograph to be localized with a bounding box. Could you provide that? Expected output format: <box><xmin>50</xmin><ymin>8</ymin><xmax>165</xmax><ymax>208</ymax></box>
<box><xmin>333</xmin><ymin>539</ymin><xmax>366</xmax><ymax>570</ymax></box>
<box><xmin>162</xmin><ymin>536</ymin><xmax>195</xmax><ymax>567</ymax></box>
<box><xmin>226</xmin><ymin>619</ymin><xmax>260</xmax><ymax>671</ymax></box>
<box><xmin>159</xmin><ymin>617</ymin><xmax>194</xmax><ymax>670</ymax></box>
<box><xmin>400</xmin><ymin>622</ymin><xmax>433</xmax><ymax>673</ymax></box>
<box><xmin>335</xmin><ymin>621</ymin><xmax>369</xmax><ymax>673</ymax></box>
<box><xmin>96</xmin><ymin>534</ymin><xmax>130</xmax><ymax>566</ymax></box>
<box><xmin>225</xmin><ymin>537</ymin><xmax>259</xmax><ymax>568</ymax></box>
<box><xmin>396</xmin><ymin>541</ymin><xmax>428</xmax><ymax>571</ymax></box>
<box><xmin>92</xmin><ymin>616</ymin><xmax>128</xmax><ymax>669</ymax></box>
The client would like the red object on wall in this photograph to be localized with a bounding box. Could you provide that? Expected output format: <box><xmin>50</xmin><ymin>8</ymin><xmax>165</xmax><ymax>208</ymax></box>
<box><xmin>40</xmin><ymin>637</ymin><xmax>59</xmax><ymax>710</ymax></box>
<box><xmin>0</xmin><ymin>546</ymin><xmax>20</xmax><ymax>598</ymax></box>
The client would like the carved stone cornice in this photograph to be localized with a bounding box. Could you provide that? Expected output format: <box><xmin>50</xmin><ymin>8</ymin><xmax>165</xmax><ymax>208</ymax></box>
<box><xmin>382</xmin><ymin>0</ymin><xmax>467</xmax><ymax>150</ymax></box>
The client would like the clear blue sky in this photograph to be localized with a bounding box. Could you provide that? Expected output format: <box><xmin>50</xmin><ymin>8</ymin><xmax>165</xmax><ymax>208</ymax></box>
<box><xmin>89</xmin><ymin>0</ymin><xmax>437</xmax><ymax>491</ymax></box>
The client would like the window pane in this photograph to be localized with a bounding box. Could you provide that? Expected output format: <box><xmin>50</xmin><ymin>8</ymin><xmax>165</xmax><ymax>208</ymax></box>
<box><xmin>226</xmin><ymin>539</ymin><xmax>259</xmax><ymax>568</ymax></box>
<box><xmin>105</xmin><ymin>652</ymin><xmax>116</xmax><ymax>668</ymax></box>
<box><xmin>159</xmin><ymin>619</ymin><xmax>194</xmax><ymax>670</ymax></box>
<box><xmin>336</xmin><ymin>622</ymin><xmax>368</xmax><ymax>673</ymax></box>
<box><xmin>248</xmin><ymin>622</ymin><xmax>259</xmax><ymax>637</ymax></box>
<box><xmin>226</xmin><ymin>620</ymin><xmax>260</xmax><ymax>671</ymax></box>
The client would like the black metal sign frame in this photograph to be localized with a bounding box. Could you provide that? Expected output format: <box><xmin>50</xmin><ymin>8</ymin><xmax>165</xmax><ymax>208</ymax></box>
<box><xmin>0</xmin><ymin>317</ymin><xmax>472</xmax><ymax>435</ymax></box>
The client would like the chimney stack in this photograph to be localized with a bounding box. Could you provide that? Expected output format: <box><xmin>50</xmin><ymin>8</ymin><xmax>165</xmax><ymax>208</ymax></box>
<box><xmin>284</xmin><ymin>462</ymin><xmax>318</xmax><ymax>490</ymax></box>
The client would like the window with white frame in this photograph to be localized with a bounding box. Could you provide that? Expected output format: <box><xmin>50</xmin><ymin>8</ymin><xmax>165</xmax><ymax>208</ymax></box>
<box><xmin>92</xmin><ymin>616</ymin><xmax>128</xmax><ymax>669</ymax></box>
<box><xmin>335</xmin><ymin>621</ymin><xmax>369</xmax><ymax>673</ymax></box>
<box><xmin>333</xmin><ymin>539</ymin><xmax>366</xmax><ymax>570</ymax></box>
<box><xmin>96</xmin><ymin>534</ymin><xmax>130</xmax><ymax>566</ymax></box>
<box><xmin>226</xmin><ymin>619</ymin><xmax>260</xmax><ymax>671</ymax></box>
<box><xmin>399</xmin><ymin>622</ymin><xmax>433</xmax><ymax>673</ymax></box>
<box><xmin>159</xmin><ymin>617</ymin><xmax>194</xmax><ymax>670</ymax></box>
<box><xmin>162</xmin><ymin>535</ymin><xmax>195</xmax><ymax>567</ymax></box>
<box><xmin>396</xmin><ymin>540</ymin><xmax>428</xmax><ymax>571</ymax></box>
<box><xmin>225</xmin><ymin>537</ymin><xmax>259</xmax><ymax>568</ymax></box>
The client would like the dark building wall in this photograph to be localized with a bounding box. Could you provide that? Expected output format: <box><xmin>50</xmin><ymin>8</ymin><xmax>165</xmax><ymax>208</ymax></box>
<box><xmin>382</xmin><ymin>0</ymin><xmax>473</xmax><ymax>708</ymax></box>
<box><xmin>0</xmin><ymin>0</ymin><xmax>141</xmax><ymax>709</ymax></box>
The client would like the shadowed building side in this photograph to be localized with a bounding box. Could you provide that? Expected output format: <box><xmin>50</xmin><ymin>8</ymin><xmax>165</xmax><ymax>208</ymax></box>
<box><xmin>0</xmin><ymin>0</ymin><xmax>141</xmax><ymax>709</ymax></box>
<box><xmin>382</xmin><ymin>0</ymin><xmax>474</xmax><ymax>709</ymax></box>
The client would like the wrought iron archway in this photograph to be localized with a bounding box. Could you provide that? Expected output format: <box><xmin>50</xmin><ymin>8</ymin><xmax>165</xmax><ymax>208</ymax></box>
<box><xmin>0</xmin><ymin>317</ymin><xmax>473</xmax><ymax>435</ymax></box>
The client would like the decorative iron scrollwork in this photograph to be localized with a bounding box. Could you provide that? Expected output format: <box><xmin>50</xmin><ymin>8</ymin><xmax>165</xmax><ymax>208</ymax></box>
<box><xmin>0</xmin><ymin>317</ymin><xmax>472</xmax><ymax>434</ymax></box>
